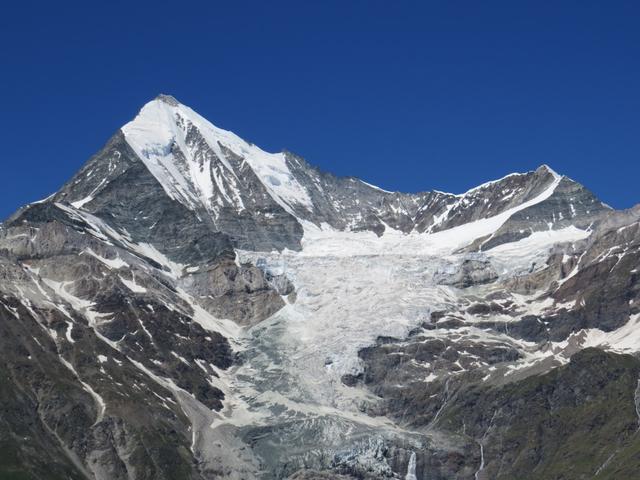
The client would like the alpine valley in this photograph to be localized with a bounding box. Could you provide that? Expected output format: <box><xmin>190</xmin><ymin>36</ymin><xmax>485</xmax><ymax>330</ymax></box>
<box><xmin>2</xmin><ymin>95</ymin><xmax>640</xmax><ymax>480</ymax></box>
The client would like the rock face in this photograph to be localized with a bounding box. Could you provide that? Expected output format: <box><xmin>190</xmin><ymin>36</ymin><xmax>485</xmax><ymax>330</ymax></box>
<box><xmin>0</xmin><ymin>94</ymin><xmax>638</xmax><ymax>480</ymax></box>
<box><xmin>438</xmin><ymin>348</ymin><xmax>640</xmax><ymax>480</ymax></box>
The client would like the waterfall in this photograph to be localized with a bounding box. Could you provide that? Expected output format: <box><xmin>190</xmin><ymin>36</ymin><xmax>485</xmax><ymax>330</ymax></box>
<box><xmin>635</xmin><ymin>379</ymin><xmax>640</xmax><ymax>430</ymax></box>
<box><xmin>474</xmin><ymin>443</ymin><xmax>485</xmax><ymax>480</ymax></box>
<box><xmin>405</xmin><ymin>451</ymin><xmax>417</xmax><ymax>480</ymax></box>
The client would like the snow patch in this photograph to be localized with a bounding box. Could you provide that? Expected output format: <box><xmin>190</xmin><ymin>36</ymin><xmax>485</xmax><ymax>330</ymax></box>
<box><xmin>119</xmin><ymin>275</ymin><xmax>147</xmax><ymax>293</ymax></box>
<box><xmin>59</xmin><ymin>357</ymin><xmax>106</xmax><ymax>425</ymax></box>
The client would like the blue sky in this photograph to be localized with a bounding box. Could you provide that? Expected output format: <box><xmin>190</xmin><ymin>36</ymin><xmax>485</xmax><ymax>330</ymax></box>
<box><xmin>1</xmin><ymin>1</ymin><xmax>639</xmax><ymax>219</ymax></box>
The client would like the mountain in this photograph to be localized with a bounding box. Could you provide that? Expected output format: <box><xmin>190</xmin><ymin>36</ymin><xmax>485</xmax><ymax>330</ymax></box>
<box><xmin>0</xmin><ymin>94</ymin><xmax>638</xmax><ymax>480</ymax></box>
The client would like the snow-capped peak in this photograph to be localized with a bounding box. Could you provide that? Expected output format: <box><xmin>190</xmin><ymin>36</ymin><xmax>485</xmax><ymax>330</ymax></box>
<box><xmin>115</xmin><ymin>96</ymin><xmax>601</xmax><ymax>252</ymax></box>
<box><xmin>121</xmin><ymin>96</ymin><xmax>314</xmax><ymax>217</ymax></box>
<box><xmin>539</xmin><ymin>163</ymin><xmax>562</xmax><ymax>179</ymax></box>
<box><xmin>154</xmin><ymin>93</ymin><xmax>180</xmax><ymax>106</ymax></box>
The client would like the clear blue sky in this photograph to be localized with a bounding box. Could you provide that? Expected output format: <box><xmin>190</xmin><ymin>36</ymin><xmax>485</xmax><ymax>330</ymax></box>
<box><xmin>1</xmin><ymin>1</ymin><xmax>639</xmax><ymax>219</ymax></box>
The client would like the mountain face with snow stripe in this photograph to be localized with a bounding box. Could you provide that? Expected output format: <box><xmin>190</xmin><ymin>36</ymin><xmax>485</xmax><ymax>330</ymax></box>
<box><xmin>50</xmin><ymin>95</ymin><xmax>608</xmax><ymax>255</ymax></box>
<box><xmin>0</xmin><ymin>95</ymin><xmax>638</xmax><ymax>480</ymax></box>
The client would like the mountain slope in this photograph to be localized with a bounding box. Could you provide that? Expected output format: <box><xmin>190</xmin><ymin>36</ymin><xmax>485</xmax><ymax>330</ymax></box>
<box><xmin>0</xmin><ymin>95</ymin><xmax>637</xmax><ymax>480</ymax></box>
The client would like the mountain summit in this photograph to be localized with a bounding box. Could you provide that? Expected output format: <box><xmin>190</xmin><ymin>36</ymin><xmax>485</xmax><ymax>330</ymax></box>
<box><xmin>52</xmin><ymin>96</ymin><xmax>606</xmax><ymax>251</ymax></box>
<box><xmin>0</xmin><ymin>97</ymin><xmax>638</xmax><ymax>480</ymax></box>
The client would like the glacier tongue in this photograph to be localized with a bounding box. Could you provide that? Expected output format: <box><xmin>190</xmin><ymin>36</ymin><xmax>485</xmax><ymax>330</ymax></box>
<box><xmin>235</xmin><ymin>251</ymin><xmax>452</xmax><ymax>404</ymax></box>
<box><xmin>219</xmin><ymin>212</ymin><xmax>595</xmax><ymax>475</ymax></box>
